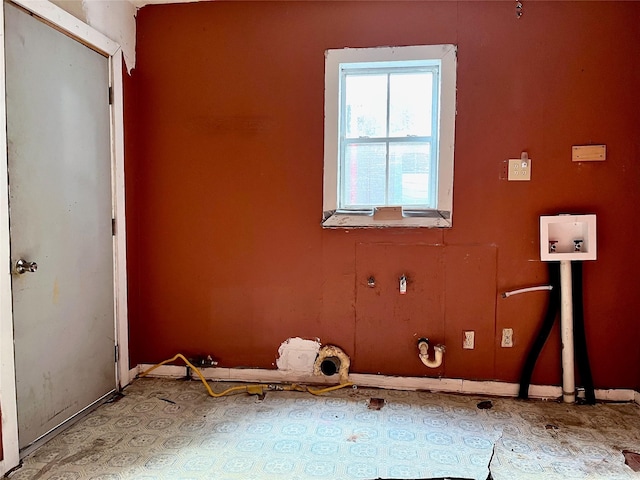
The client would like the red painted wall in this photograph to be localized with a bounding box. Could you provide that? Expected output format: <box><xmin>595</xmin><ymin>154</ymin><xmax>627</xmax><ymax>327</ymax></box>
<box><xmin>125</xmin><ymin>1</ymin><xmax>640</xmax><ymax>389</ymax></box>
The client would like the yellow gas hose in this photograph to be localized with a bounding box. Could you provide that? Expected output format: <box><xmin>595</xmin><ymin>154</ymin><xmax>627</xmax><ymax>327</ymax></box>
<box><xmin>138</xmin><ymin>353</ymin><xmax>354</xmax><ymax>397</ymax></box>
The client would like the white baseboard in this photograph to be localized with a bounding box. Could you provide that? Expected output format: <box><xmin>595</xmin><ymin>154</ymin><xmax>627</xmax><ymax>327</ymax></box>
<box><xmin>132</xmin><ymin>364</ymin><xmax>638</xmax><ymax>403</ymax></box>
<box><xmin>128</xmin><ymin>366</ymin><xmax>139</xmax><ymax>384</ymax></box>
<box><xmin>595</xmin><ymin>388</ymin><xmax>637</xmax><ymax>403</ymax></box>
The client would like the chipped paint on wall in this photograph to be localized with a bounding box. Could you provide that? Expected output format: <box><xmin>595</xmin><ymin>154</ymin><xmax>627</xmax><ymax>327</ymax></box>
<box><xmin>275</xmin><ymin>337</ymin><xmax>320</xmax><ymax>374</ymax></box>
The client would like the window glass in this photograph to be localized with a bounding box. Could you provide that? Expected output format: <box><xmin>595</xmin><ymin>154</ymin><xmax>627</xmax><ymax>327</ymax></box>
<box><xmin>388</xmin><ymin>142</ymin><xmax>431</xmax><ymax>206</ymax></box>
<box><xmin>340</xmin><ymin>67</ymin><xmax>438</xmax><ymax>209</ymax></box>
<box><xmin>342</xmin><ymin>143</ymin><xmax>386</xmax><ymax>208</ymax></box>
<box><xmin>389</xmin><ymin>72</ymin><xmax>433</xmax><ymax>137</ymax></box>
<box><xmin>344</xmin><ymin>75</ymin><xmax>387</xmax><ymax>138</ymax></box>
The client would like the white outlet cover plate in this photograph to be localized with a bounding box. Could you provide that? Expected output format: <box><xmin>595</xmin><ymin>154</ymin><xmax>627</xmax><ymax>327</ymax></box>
<box><xmin>501</xmin><ymin>328</ymin><xmax>513</xmax><ymax>347</ymax></box>
<box><xmin>463</xmin><ymin>331</ymin><xmax>475</xmax><ymax>349</ymax></box>
<box><xmin>508</xmin><ymin>159</ymin><xmax>531</xmax><ymax>181</ymax></box>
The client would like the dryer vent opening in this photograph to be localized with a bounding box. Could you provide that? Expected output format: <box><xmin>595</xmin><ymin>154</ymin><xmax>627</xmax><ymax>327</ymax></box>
<box><xmin>320</xmin><ymin>356</ymin><xmax>341</xmax><ymax>376</ymax></box>
<box><xmin>313</xmin><ymin>344</ymin><xmax>351</xmax><ymax>384</ymax></box>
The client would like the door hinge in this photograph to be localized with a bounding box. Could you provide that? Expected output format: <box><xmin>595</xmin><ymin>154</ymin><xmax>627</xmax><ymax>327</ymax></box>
<box><xmin>112</xmin><ymin>218</ymin><xmax>116</xmax><ymax>236</ymax></box>
<box><xmin>108</xmin><ymin>86</ymin><xmax>113</xmax><ymax>105</ymax></box>
<box><xmin>115</xmin><ymin>344</ymin><xmax>119</xmax><ymax>363</ymax></box>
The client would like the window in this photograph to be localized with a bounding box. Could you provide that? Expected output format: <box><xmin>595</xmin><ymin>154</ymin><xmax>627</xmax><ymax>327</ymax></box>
<box><xmin>323</xmin><ymin>45</ymin><xmax>457</xmax><ymax>228</ymax></box>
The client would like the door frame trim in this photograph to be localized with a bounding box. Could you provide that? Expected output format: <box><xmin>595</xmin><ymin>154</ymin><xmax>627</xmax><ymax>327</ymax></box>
<box><xmin>0</xmin><ymin>1</ymin><xmax>129</xmax><ymax>472</ymax></box>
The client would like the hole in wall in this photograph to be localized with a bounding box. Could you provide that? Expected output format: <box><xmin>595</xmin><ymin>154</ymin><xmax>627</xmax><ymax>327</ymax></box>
<box><xmin>623</xmin><ymin>450</ymin><xmax>640</xmax><ymax>472</ymax></box>
<box><xmin>320</xmin><ymin>356</ymin><xmax>341</xmax><ymax>376</ymax></box>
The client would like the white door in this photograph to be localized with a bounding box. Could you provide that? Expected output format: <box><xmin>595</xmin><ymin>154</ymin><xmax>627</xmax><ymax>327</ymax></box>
<box><xmin>5</xmin><ymin>3</ymin><xmax>116</xmax><ymax>450</ymax></box>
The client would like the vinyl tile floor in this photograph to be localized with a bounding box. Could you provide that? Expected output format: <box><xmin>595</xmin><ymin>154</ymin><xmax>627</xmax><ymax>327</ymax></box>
<box><xmin>8</xmin><ymin>377</ymin><xmax>640</xmax><ymax>480</ymax></box>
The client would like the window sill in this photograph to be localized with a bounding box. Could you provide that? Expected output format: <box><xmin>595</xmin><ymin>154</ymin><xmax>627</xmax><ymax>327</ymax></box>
<box><xmin>322</xmin><ymin>211</ymin><xmax>452</xmax><ymax>229</ymax></box>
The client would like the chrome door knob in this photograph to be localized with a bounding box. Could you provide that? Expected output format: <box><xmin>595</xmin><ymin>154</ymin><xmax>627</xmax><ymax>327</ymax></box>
<box><xmin>15</xmin><ymin>259</ymin><xmax>38</xmax><ymax>274</ymax></box>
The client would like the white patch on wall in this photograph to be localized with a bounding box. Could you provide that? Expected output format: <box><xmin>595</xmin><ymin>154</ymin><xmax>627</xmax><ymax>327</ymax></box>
<box><xmin>276</xmin><ymin>337</ymin><xmax>321</xmax><ymax>374</ymax></box>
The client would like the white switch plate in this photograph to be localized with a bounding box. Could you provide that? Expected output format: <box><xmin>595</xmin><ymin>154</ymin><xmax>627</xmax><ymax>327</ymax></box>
<box><xmin>508</xmin><ymin>159</ymin><xmax>531</xmax><ymax>181</ymax></box>
<box><xmin>501</xmin><ymin>328</ymin><xmax>514</xmax><ymax>347</ymax></box>
<box><xmin>463</xmin><ymin>331</ymin><xmax>475</xmax><ymax>349</ymax></box>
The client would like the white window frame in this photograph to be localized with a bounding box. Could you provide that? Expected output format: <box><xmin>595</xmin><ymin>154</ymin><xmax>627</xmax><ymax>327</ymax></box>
<box><xmin>323</xmin><ymin>44</ymin><xmax>457</xmax><ymax>228</ymax></box>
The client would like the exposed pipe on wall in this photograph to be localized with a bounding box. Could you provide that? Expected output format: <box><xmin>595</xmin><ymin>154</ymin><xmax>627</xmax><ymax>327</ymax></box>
<box><xmin>417</xmin><ymin>338</ymin><xmax>445</xmax><ymax>368</ymax></box>
<box><xmin>501</xmin><ymin>285</ymin><xmax>553</xmax><ymax>298</ymax></box>
<box><xmin>560</xmin><ymin>260</ymin><xmax>576</xmax><ymax>403</ymax></box>
<box><xmin>572</xmin><ymin>262</ymin><xmax>596</xmax><ymax>404</ymax></box>
<box><xmin>518</xmin><ymin>263</ymin><xmax>561</xmax><ymax>400</ymax></box>
<box><xmin>516</xmin><ymin>261</ymin><xmax>595</xmax><ymax>404</ymax></box>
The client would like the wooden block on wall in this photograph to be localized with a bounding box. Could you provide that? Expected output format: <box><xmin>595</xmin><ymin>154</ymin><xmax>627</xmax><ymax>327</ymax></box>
<box><xmin>373</xmin><ymin>207</ymin><xmax>403</xmax><ymax>220</ymax></box>
<box><xmin>572</xmin><ymin>145</ymin><xmax>606</xmax><ymax>162</ymax></box>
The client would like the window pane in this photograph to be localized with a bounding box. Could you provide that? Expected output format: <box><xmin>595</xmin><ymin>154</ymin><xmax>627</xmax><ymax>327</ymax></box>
<box><xmin>345</xmin><ymin>75</ymin><xmax>387</xmax><ymax>138</ymax></box>
<box><xmin>342</xmin><ymin>143</ymin><xmax>386</xmax><ymax>207</ymax></box>
<box><xmin>389</xmin><ymin>73</ymin><xmax>433</xmax><ymax>137</ymax></box>
<box><xmin>388</xmin><ymin>142</ymin><xmax>431</xmax><ymax>206</ymax></box>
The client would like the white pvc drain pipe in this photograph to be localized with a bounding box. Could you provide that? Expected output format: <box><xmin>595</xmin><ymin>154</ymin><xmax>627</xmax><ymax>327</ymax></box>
<box><xmin>560</xmin><ymin>260</ymin><xmax>576</xmax><ymax>403</ymax></box>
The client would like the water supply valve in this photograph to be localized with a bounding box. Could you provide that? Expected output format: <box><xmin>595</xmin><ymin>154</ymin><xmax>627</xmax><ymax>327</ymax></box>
<box><xmin>399</xmin><ymin>275</ymin><xmax>407</xmax><ymax>294</ymax></box>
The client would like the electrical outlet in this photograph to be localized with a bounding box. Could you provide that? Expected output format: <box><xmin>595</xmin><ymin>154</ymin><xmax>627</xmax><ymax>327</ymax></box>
<box><xmin>463</xmin><ymin>331</ymin><xmax>475</xmax><ymax>349</ymax></box>
<box><xmin>508</xmin><ymin>159</ymin><xmax>531</xmax><ymax>181</ymax></box>
<box><xmin>501</xmin><ymin>328</ymin><xmax>514</xmax><ymax>348</ymax></box>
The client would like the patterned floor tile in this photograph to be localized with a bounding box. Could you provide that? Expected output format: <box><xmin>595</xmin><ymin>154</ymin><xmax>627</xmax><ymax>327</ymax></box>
<box><xmin>9</xmin><ymin>378</ymin><xmax>640</xmax><ymax>480</ymax></box>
